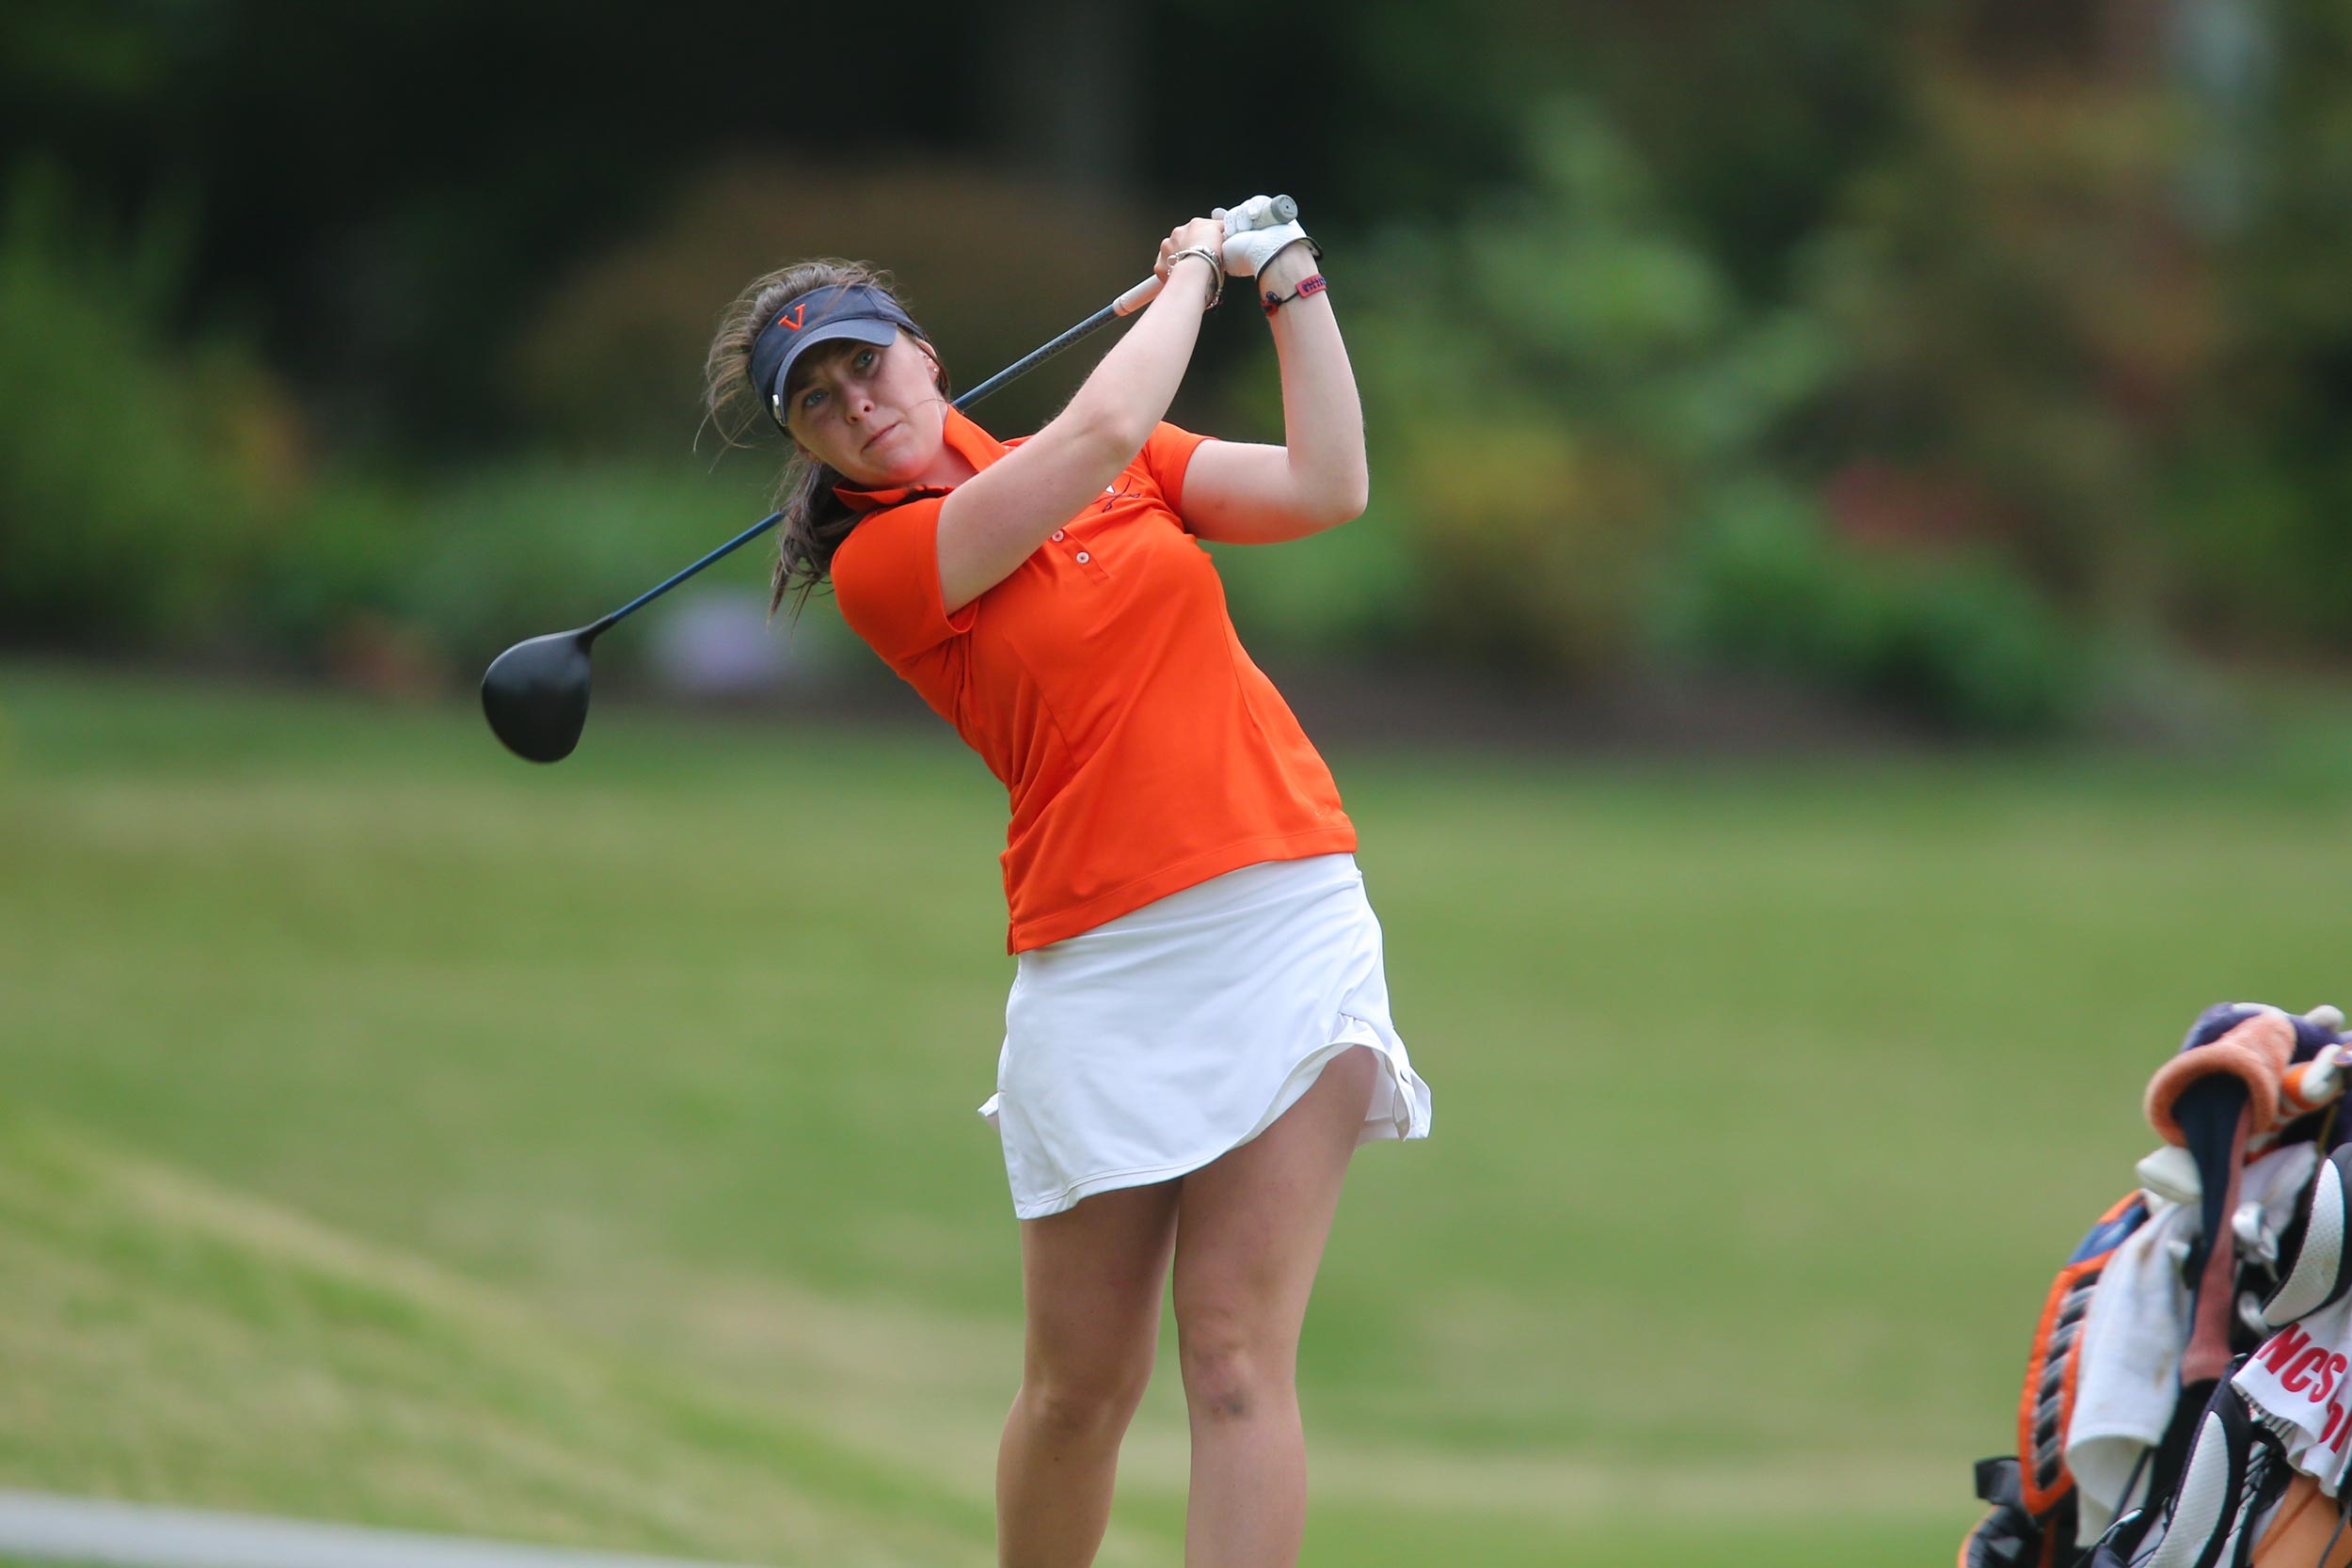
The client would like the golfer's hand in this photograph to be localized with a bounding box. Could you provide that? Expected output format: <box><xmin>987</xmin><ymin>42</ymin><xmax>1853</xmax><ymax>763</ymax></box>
<box><xmin>1153</xmin><ymin>217</ymin><xmax>1227</xmax><ymax>299</ymax></box>
<box><xmin>1221</xmin><ymin>216</ymin><xmax>1313</xmax><ymax>280</ymax></box>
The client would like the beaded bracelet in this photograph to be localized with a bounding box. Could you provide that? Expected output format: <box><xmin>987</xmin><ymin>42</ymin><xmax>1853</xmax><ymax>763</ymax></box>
<box><xmin>1262</xmin><ymin>273</ymin><xmax>1327</xmax><ymax>318</ymax></box>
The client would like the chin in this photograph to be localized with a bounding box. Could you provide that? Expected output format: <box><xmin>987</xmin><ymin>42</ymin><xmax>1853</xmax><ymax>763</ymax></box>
<box><xmin>869</xmin><ymin>441</ymin><xmax>943</xmax><ymax>487</ymax></box>
<box><xmin>842</xmin><ymin>459</ymin><xmax>915</xmax><ymax>492</ymax></box>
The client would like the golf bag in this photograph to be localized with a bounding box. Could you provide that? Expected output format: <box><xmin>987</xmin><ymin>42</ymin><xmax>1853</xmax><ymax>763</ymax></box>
<box><xmin>1962</xmin><ymin>1003</ymin><xmax>2352</xmax><ymax>1568</ymax></box>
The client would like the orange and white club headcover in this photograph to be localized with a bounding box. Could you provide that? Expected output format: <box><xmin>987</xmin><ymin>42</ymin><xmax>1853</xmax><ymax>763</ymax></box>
<box><xmin>2145</xmin><ymin>1010</ymin><xmax>2296</xmax><ymax>1147</ymax></box>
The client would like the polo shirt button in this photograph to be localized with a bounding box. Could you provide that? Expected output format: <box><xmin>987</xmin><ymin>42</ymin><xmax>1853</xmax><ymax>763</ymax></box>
<box><xmin>1051</xmin><ymin>530</ymin><xmax>1065</xmax><ymax>541</ymax></box>
<box><xmin>1074</xmin><ymin>551</ymin><xmax>1090</xmax><ymax>563</ymax></box>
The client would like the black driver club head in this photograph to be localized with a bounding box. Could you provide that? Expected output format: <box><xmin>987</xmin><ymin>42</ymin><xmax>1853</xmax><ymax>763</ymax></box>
<box><xmin>482</xmin><ymin>627</ymin><xmax>596</xmax><ymax>763</ymax></box>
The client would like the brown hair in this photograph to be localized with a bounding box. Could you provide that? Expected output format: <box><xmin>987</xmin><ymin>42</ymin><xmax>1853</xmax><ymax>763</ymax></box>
<box><xmin>702</xmin><ymin>260</ymin><xmax>949</xmax><ymax>619</ymax></box>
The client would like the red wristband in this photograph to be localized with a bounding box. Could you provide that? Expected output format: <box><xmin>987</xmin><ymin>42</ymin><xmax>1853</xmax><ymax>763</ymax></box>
<box><xmin>1262</xmin><ymin>273</ymin><xmax>1327</xmax><ymax>318</ymax></box>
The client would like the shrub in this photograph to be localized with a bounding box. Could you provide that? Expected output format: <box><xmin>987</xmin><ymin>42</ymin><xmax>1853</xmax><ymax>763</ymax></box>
<box><xmin>246</xmin><ymin>453</ymin><xmax>845</xmax><ymax>689</ymax></box>
<box><xmin>1656</xmin><ymin>483</ymin><xmax>2083</xmax><ymax>735</ymax></box>
<box><xmin>1341</xmin><ymin>100</ymin><xmax>1837</xmax><ymax>683</ymax></box>
<box><xmin>0</xmin><ymin>162</ymin><xmax>305</xmax><ymax>651</ymax></box>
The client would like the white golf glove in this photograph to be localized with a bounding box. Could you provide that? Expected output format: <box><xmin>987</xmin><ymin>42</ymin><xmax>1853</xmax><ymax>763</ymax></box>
<box><xmin>1213</xmin><ymin>194</ymin><xmax>1317</xmax><ymax>278</ymax></box>
<box><xmin>1216</xmin><ymin>194</ymin><xmax>1293</xmax><ymax>233</ymax></box>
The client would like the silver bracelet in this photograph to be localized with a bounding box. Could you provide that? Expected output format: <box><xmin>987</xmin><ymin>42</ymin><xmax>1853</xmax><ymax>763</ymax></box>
<box><xmin>1167</xmin><ymin>246</ymin><xmax>1224</xmax><ymax>309</ymax></box>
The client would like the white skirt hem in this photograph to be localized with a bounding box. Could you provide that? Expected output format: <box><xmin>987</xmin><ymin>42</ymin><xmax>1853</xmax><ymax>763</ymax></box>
<box><xmin>978</xmin><ymin>963</ymin><xmax>1430</xmax><ymax>1222</ymax></box>
<box><xmin>983</xmin><ymin>1022</ymin><xmax>1430</xmax><ymax>1220</ymax></box>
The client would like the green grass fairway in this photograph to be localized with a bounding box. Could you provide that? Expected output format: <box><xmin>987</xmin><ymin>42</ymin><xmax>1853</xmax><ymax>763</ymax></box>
<box><xmin>5</xmin><ymin>661</ymin><xmax>2351</xmax><ymax>1564</ymax></box>
<box><xmin>0</xmin><ymin>1112</ymin><xmax>991</xmax><ymax>1565</ymax></box>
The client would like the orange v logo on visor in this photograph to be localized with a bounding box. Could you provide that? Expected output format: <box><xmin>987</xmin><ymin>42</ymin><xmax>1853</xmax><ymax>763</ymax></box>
<box><xmin>776</xmin><ymin>305</ymin><xmax>807</xmax><ymax>330</ymax></box>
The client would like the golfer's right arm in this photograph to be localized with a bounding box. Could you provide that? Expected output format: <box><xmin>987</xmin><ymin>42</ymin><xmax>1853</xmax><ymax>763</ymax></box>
<box><xmin>936</xmin><ymin>221</ymin><xmax>1222</xmax><ymax>614</ymax></box>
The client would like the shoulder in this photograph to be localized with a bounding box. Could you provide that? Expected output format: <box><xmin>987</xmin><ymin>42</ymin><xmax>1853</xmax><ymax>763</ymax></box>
<box><xmin>1136</xmin><ymin>421</ymin><xmax>1214</xmax><ymax>511</ymax></box>
<box><xmin>834</xmin><ymin>496</ymin><xmax>945</xmax><ymax>568</ymax></box>
<box><xmin>831</xmin><ymin>497</ymin><xmax>948</xmax><ymax>611</ymax></box>
<box><xmin>829</xmin><ymin>494</ymin><xmax>974</xmax><ymax>661</ymax></box>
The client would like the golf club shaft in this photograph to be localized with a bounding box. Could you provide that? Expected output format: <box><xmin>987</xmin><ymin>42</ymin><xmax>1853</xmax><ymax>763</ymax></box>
<box><xmin>586</xmin><ymin>277</ymin><xmax>1164</xmax><ymax>635</ymax></box>
<box><xmin>950</xmin><ymin>196</ymin><xmax>1298</xmax><ymax>409</ymax></box>
<box><xmin>948</xmin><ymin>296</ymin><xmax>1128</xmax><ymax>411</ymax></box>
<box><xmin>591</xmin><ymin>510</ymin><xmax>786</xmax><ymax>636</ymax></box>
<box><xmin>945</xmin><ymin>241</ymin><xmax>1241</xmax><ymax>409</ymax></box>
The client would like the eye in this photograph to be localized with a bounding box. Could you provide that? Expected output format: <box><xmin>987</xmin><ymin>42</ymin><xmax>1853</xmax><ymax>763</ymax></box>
<box><xmin>799</xmin><ymin>387</ymin><xmax>825</xmax><ymax>411</ymax></box>
<box><xmin>853</xmin><ymin>349</ymin><xmax>876</xmax><ymax>371</ymax></box>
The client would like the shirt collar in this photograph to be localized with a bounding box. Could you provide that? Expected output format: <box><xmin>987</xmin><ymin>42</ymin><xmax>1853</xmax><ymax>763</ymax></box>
<box><xmin>833</xmin><ymin>404</ymin><xmax>1007</xmax><ymax>513</ymax></box>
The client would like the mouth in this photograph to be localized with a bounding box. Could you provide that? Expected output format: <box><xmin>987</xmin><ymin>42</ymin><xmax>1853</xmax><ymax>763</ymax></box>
<box><xmin>861</xmin><ymin>421</ymin><xmax>900</xmax><ymax>451</ymax></box>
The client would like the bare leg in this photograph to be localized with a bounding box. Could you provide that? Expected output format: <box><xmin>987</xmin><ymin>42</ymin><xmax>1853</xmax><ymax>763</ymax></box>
<box><xmin>998</xmin><ymin>1180</ymin><xmax>1181</xmax><ymax>1568</ymax></box>
<box><xmin>1171</xmin><ymin>1046</ymin><xmax>1379</xmax><ymax>1568</ymax></box>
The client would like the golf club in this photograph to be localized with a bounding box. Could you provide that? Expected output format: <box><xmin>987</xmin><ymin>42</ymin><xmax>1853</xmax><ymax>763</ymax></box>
<box><xmin>480</xmin><ymin>197</ymin><xmax>1295</xmax><ymax>763</ymax></box>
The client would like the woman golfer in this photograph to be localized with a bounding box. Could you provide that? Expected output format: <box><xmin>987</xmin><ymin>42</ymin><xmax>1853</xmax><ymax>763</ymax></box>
<box><xmin>705</xmin><ymin>200</ymin><xmax>1431</xmax><ymax>1568</ymax></box>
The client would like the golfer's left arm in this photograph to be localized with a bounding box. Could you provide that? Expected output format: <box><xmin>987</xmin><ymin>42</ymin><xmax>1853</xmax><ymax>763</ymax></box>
<box><xmin>1178</xmin><ymin>246</ymin><xmax>1368</xmax><ymax>545</ymax></box>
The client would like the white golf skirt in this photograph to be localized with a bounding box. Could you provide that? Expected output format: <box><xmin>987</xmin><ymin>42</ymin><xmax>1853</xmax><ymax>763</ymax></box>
<box><xmin>980</xmin><ymin>851</ymin><xmax>1433</xmax><ymax>1219</ymax></box>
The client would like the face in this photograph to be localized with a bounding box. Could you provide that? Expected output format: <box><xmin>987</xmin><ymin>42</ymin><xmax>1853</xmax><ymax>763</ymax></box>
<box><xmin>781</xmin><ymin>331</ymin><xmax>947</xmax><ymax>488</ymax></box>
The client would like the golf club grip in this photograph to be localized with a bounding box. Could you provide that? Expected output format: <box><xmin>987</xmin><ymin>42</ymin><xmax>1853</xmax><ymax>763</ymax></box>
<box><xmin>1114</xmin><ymin>275</ymin><xmax>1162</xmax><ymax>315</ymax></box>
<box><xmin>1102</xmin><ymin>194</ymin><xmax>1295</xmax><ymax>317</ymax></box>
<box><xmin>1216</xmin><ymin>195</ymin><xmax>1298</xmax><ymax>233</ymax></box>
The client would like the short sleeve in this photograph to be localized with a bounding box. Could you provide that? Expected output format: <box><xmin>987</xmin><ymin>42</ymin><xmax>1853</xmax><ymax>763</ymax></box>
<box><xmin>830</xmin><ymin>499</ymin><xmax>977</xmax><ymax>666</ymax></box>
<box><xmin>1137</xmin><ymin>422</ymin><xmax>1215</xmax><ymax>521</ymax></box>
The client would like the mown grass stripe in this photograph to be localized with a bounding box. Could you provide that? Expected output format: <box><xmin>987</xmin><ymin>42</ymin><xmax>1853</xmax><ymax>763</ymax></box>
<box><xmin>0</xmin><ymin>1489</ymin><xmax>753</xmax><ymax>1568</ymax></box>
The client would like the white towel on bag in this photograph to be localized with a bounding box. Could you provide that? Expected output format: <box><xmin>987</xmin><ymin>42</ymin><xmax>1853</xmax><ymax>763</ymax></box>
<box><xmin>2070</xmin><ymin>1142</ymin><xmax>2321</xmax><ymax>1541</ymax></box>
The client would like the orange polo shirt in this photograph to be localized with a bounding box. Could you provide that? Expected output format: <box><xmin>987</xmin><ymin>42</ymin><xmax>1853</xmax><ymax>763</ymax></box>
<box><xmin>829</xmin><ymin>406</ymin><xmax>1358</xmax><ymax>953</ymax></box>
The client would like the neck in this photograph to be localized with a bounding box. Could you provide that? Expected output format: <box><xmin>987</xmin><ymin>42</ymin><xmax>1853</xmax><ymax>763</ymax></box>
<box><xmin>919</xmin><ymin>448</ymin><xmax>978</xmax><ymax>489</ymax></box>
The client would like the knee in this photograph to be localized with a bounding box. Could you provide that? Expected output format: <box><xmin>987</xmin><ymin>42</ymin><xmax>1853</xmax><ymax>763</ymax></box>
<box><xmin>1020</xmin><ymin>1358</ymin><xmax>1152</xmax><ymax>1443</ymax></box>
<box><xmin>1176</xmin><ymin>1322</ymin><xmax>1292</xmax><ymax>1423</ymax></box>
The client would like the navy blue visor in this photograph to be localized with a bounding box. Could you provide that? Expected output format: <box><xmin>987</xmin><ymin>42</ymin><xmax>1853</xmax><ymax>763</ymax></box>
<box><xmin>748</xmin><ymin>283</ymin><xmax>923</xmax><ymax>430</ymax></box>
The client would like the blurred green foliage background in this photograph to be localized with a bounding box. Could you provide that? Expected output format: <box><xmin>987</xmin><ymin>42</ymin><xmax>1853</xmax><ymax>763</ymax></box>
<box><xmin>7</xmin><ymin>2</ymin><xmax>2352</xmax><ymax>1565</ymax></box>
<box><xmin>8</xmin><ymin>0</ymin><xmax>2348</xmax><ymax>732</ymax></box>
